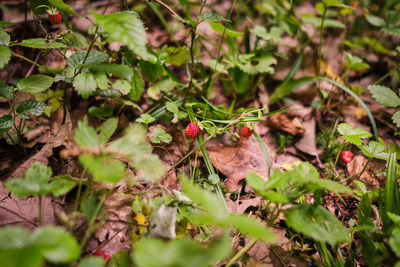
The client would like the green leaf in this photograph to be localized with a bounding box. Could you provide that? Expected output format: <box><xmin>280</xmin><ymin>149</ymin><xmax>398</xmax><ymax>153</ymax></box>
<box><xmin>393</xmin><ymin>111</ymin><xmax>400</xmax><ymax>128</ymax></box>
<box><xmin>199</xmin><ymin>11</ymin><xmax>227</xmax><ymax>22</ymax></box>
<box><xmin>224</xmin><ymin>214</ymin><xmax>276</xmax><ymax>243</ymax></box>
<box><xmin>16</xmin><ymin>100</ymin><xmax>46</xmax><ymax>118</ymax></box>
<box><xmin>251</xmin><ymin>25</ymin><xmax>283</xmax><ymax>42</ymax></box>
<box><xmin>129</xmin><ymin>69</ymin><xmax>145</xmax><ymax>101</ymax></box>
<box><xmin>136</xmin><ymin>114</ymin><xmax>156</xmax><ymax>125</ymax></box>
<box><xmin>79</xmin><ymin>154</ymin><xmax>125</xmax><ymax>183</ymax></box>
<box><xmin>75</xmin><ymin>116</ymin><xmax>101</xmax><ymax>148</ymax></box>
<box><xmin>73</xmin><ymin>72</ymin><xmax>97</xmax><ymax>99</ymax></box>
<box><xmin>0</xmin><ymin>115</ymin><xmax>14</xmax><ymax>133</ymax></box>
<box><xmin>68</xmin><ymin>51</ymin><xmax>107</xmax><ymax>68</ymax></box>
<box><xmin>0</xmin><ymin>31</ymin><xmax>10</xmax><ymax>46</ymax></box>
<box><xmin>5</xmin><ymin>161</ymin><xmax>52</xmax><ymax>197</ymax></box>
<box><xmin>345</xmin><ymin>52</ymin><xmax>369</xmax><ymax>71</ymax></box>
<box><xmin>32</xmin><ymin>226</ymin><xmax>80</xmax><ymax>263</ymax></box>
<box><xmin>94</xmin><ymin>72</ymin><xmax>108</xmax><ymax>89</ymax></box>
<box><xmin>151</xmin><ymin>128</ymin><xmax>172</xmax><ymax>144</ymax></box>
<box><xmin>108</xmin><ymin>250</ymin><xmax>132</xmax><ymax>267</ymax></box>
<box><xmin>390</xmin><ymin>228</ymin><xmax>400</xmax><ymax>258</ymax></box>
<box><xmin>368</xmin><ymin>85</ymin><xmax>400</xmax><ymax>108</ymax></box>
<box><xmin>246</xmin><ymin>171</ymin><xmax>265</xmax><ymax>193</ymax></box>
<box><xmin>17</xmin><ymin>74</ymin><xmax>54</xmax><ymax>93</ymax></box>
<box><xmin>17</xmin><ymin>38</ymin><xmax>66</xmax><ymax>49</ymax></box>
<box><xmin>359</xmin><ymin>141</ymin><xmax>389</xmax><ymax>160</ymax></box>
<box><xmin>97</xmin><ymin>117</ymin><xmax>118</xmax><ymax>144</ymax></box>
<box><xmin>209</xmin><ymin>22</ymin><xmax>244</xmax><ymax>37</ymax></box>
<box><xmin>47</xmin><ymin>175</ymin><xmax>78</xmax><ymax>197</ymax></box>
<box><xmin>0</xmin><ymin>21</ymin><xmax>16</xmax><ymax>29</ymax></box>
<box><xmin>337</xmin><ymin>123</ymin><xmax>372</xmax><ymax>145</ymax></box>
<box><xmin>0</xmin><ymin>226</ymin><xmax>31</xmax><ymax>249</ymax></box>
<box><xmin>91</xmin><ymin>11</ymin><xmax>154</xmax><ymax>61</ymax></box>
<box><xmin>315</xmin><ymin>179</ymin><xmax>353</xmax><ymax>194</ymax></box>
<box><xmin>48</xmin><ymin>0</ymin><xmax>78</xmax><ymax>15</ymax></box>
<box><xmin>89</xmin><ymin>63</ymin><xmax>133</xmax><ymax>81</ymax></box>
<box><xmin>133</xmin><ymin>234</ymin><xmax>231</xmax><ymax>267</ymax></box>
<box><xmin>88</xmin><ymin>103</ymin><xmax>113</xmax><ymax>118</ymax></box>
<box><xmin>365</xmin><ymin>15</ymin><xmax>386</xmax><ymax>27</ymax></box>
<box><xmin>113</xmin><ymin>79</ymin><xmax>131</xmax><ymax>95</ymax></box>
<box><xmin>79</xmin><ymin>257</ymin><xmax>105</xmax><ymax>267</ymax></box>
<box><xmin>0</xmin><ymin>46</ymin><xmax>11</xmax><ymax>68</ymax></box>
<box><xmin>286</xmin><ymin>204</ymin><xmax>350</xmax><ymax>245</ymax></box>
<box><xmin>0</xmin><ymin>80</ymin><xmax>13</xmax><ymax>98</ymax></box>
<box><xmin>81</xmin><ymin>193</ymin><xmax>104</xmax><ymax>220</ymax></box>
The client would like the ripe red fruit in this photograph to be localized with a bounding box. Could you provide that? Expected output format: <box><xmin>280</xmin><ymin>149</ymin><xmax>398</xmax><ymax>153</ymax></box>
<box><xmin>93</xmin><ymin>250</ymin><xmax>110</xmax><ymax>262</ymax></box>
<box><xmin>350</xmin><ymin>2</ymin><xmax>358</xmax><ymax>8</ymax></box>
<box><xmin>341</xmin><ymin>150</ymin><xmax>354</xmax><ymax>163</ymax></box>
<box><xmin>48</xmin><ymin>12</ymin><xmax>62</xmax><ymax>24</ymax></box>
<box><xmin>184</xmin><ymin>122</ymin><xmax>202</xmax><ymax>139</ymax></box>
<box><xmin>241</xmin><ymin>125</ymin><xmax>254</xmax><ymax>138</ymax></box>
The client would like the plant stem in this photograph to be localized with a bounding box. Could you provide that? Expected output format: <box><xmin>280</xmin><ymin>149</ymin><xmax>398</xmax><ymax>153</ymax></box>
<box><xmin>225</xmin><ymin>238</ymin><xmax>257</xmax><ymax>267</ymax></box>
<box><xmin>80</xmin><ymin>197</ymin><xmax>105</xmax><ymax>250</ymax></box>
<box><xmin>74</xmin><ymin>167</ymin><xmax>87</xmax><ymax>212</ymax></box>
<box><xmin>317</xmin><ymin>4</ymin><xmax>328</xmax><ymax>90</ymax></box>
<box><xmin>11</xmin><ymin>51</ymin><xmax>44</xmax><ymax>68</ymax></box>
<box><xmin>355</xmin><ymin>158</ymin><xmax>371</xmax><ymax>181</ymax></box>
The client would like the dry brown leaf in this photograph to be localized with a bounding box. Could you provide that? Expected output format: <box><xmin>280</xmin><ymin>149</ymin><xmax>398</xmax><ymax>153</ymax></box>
<box><xmin>295</xmin><ymin>118</ymin><xmax>318</xmax><ymax>156</ymax></box>
<box><xmin>226</xmin><ymin>197</ymin><xmax>261</xmax><ymax>214</ymax></box>
<box><xmin>347</xmin><ymin>155</ymin><xmax>378</xmax><ymax>189</ymax></box>
<box><xmin>266</xmin><ymin>113</ymin><xmax>305</xmax><ymax>136</ymax></box>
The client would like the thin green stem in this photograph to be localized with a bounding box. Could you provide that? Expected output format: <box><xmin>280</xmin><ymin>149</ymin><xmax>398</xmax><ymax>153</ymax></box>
<box><xmin>355</xmin><ymin>157</ymin><xmax>371</xmax><ymax>181</ymax></box>
<box><xmin>80</xmin><ymin>197</ymin><xmax>105</xmax><ymax>250</ymax></box>
<box><xmin>373</xmin><ymin>65</ymin><xmax>400</xmax><ymax>85</ymax></box>
<box><xmin>317</xmin><ymin>4</ymin><xmax>328</xmax><ymax>90</ymax></box>
<box><xmin>74</xmin><ymin>167</ymin><xmax>87</xmax><ymax>212</ymax></box>
<box><xmin>225</xmin><ymin>238</ymin><xmax>257</xmax><ymax>267</ymax></box>
<box><xmin>11</xmin><ymin>51</ymin><xmax>44</xmax><ymax>68</ymax></box>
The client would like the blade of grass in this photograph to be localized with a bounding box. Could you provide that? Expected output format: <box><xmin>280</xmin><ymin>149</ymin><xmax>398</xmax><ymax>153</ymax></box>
<box><xmin>253</xmin><ymin>132</ymin><xmax>271</xmax><ymax>177</ymax></box>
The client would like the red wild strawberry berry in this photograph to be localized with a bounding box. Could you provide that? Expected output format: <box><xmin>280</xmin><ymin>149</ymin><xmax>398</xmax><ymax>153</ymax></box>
<box><xmin>241</xmin><ymin>125</ymin><xmax>254</xmax><ymax>138</ymax></box>
<box><xmin>341</xmin><ymin>150</ymin><xmax>354</xmax><ymax>163</ymax></box>
<box><xmin>93</xmin><ymin>250</ymin><xmax>110</xmax><ymax>262</ymax></box>
<box><xmin>350</xmin><ymin>2</ymin><xmax>358</xmax><ymax>8</ymax></box>
<box><xmin>48</xmin><ymin>12</ymin><xmax>62</xmax><ymax>24</ymax></box>
<box><xmin>185</xmin><ymin>122</ymin><xmax>202</xmax><ymax>139</ymax></box>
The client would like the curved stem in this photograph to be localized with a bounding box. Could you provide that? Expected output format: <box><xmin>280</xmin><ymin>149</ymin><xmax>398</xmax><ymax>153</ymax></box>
<box><xmin>225</xmin><ymin>238</ymin><xmax>257</xmax><ymax>267</ymax></box>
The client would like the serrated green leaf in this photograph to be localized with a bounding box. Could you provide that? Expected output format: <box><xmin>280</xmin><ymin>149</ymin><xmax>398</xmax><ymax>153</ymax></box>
<box><xmin>337</xmin><ymin>123</ymin><xmax>372</xmax><ymax>145</ymax></box>
<box><xmin>89</xmin><ymin>63</ymin><xmax>133</xmax><ymax>81</ymax></box>
<box><xmin>91</xmin><ymin>11</ymin><xmax>154</xmax><ymax>61</ymax></box>
<box><xmin>345</xmin><ymin>52</ymin><xmax>369</xmax><ymax>71</ymax></box>
<box><xmin>79</xmin><ymin>154</ymin><xmax>125</xmax><ymax>183</ymax></box>
<box><xmin>112</xmin><ymin>79</ymin><xmax>131</xmax><ymax>95</ymax></box>
<box><xmin>251</xmin><ymin>25</ymin><xmax>283</xmax><ymax>42</ymax></box>
<box><xmin>81</xmin><ymin>193</ymin><xmax>104</xmax><ymax>220</ymax></box>
<box><xmin>286</xmin><ymin>204</ymin><xmax>350</xmax><ymax>245</ymax></box>
<box><xmin>75</xmin><ymin>116</ymin><xmax>101</xmax><ymax>148</ymax></box>
<box><xmin>393</xmin><ymin>111</ymin><xmax>400</xmax><ymax>128</ymax></box>
<box><xmin>0</xmin><ymin>80</ymin><xmax>13</xmax><ymax>98</ymax></box>
<box><xmin>88</xmin><ymin>103</ymin><xmax>113</xmax><ymax>118</ymax></box>
<box><xmin>129</xmin><ymin>69</ymin><xmax>144</xmax><ymax>101</ymax></box>
<box><xmin>0</xmin><ymin>46</ymin><xmax>11</xmax><ymax>68</ymax></box>
<box><xmin>108</xmin><ymin>250</ymin><xmax>132</xmax><ymax>267</ymax></box>
<box><xmin>16</xmin><ymin>100</ymin><xmax>46</xmax><ymax>118</ymax></box>
<box><xmin>0</xmin><ymin>115</ymin><xmax>13</xmax><ymax>133</ymax></box>
<box><xmin>0</xmin><ymin>31</ymin><xmax>10</xmax><ymax>46</ymax></box>
<box><xmin>199</xmin><ymin>11</ymin><xmax>227</xmax><ymax>22</ymax></box>
<box><xmin>68</xmin><ymin>51</ymin><xmax>107</xmax><ymax>68</ymax></box>
<box><xmin>73</xmin><ymin>72</ymin><xmax>97</xmax><ymax>99</ymax></box>
<box><xmin>94</xmin><ymin>72</ymin><xmax>108</xmax><ymax>90</ymax></box>
<box><xmin>368</xmin><ymin>84</ymin><xmax>400</xmax><ymax>108</ymax></box>
<box><xmin>48</xmin><ymin>0</ymin><xmax>78</xmax><ymax>15</ymax></box>
<box><xmin>47</xmin><ymin>175</ymin><xmax>78</xmax><ymax>197</ymax></box>
<box><xmin>359</xmin><ymin>141</ymin><xmax>389</xmax><ymax>160</ymax></box>
<box><xmin>32</xmin><ymin>226</ymin><xmax>80</xmax><ymax>263</ymax></box>
<box><xmin>151</xmin><ymin>128</ymin><xmax>172</xmax><ymax>144</ymax></box>
<box><xmin>246</xmin><ymin>171</ymin><xmax>265</xmax><ymax>193</ymax></box>
<box><xmin>136</xmin><ymin>113</ymin><xmax>156</xmax><ymax>125</ymax></box>
<box><xmin>17</xmin><ymin>38</ymin><xmax>66</xmax><ymax>49</ymax></box>
<box><xmin>17</xmin><ymin>74</ymin><xmax>54</xmax><ymax>93</ymax></box>
<box><xmin>97</xmin><ymin>117</ymin><xmax>118</xmax><ymax>144</ymax></box>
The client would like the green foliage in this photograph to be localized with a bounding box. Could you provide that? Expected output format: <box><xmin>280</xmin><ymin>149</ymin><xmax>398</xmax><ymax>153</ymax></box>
<box><xmin>368</xmin><ymin>85</ymin><xmax>400</xmax><ymax>108</ymax></box>
<box><xmin>17</xmin><ymin>74</ymin><xmax>54</xmax><ymax>93</ymax></box>
<box><xmin>16</xmin><ymin>38</ymin><xmax>66</xmax><ymax>49</ymax></box>
<box><xmin>151</xmin><ymin>128</ymin><xmax>172</xmax><ymax>144</ymax></box>
<box><xmin>91</xmin><ymin>11</ymin><xmax>154</xmax><ymax>61</ymax></box>
<box><xmin>73</xmin><ymin>72</ymin><xmax>97</xmax><ymax>99</ymax></box>
<box><xmin>5</xmin><ymin>161</ymin><xmax>77</xmax><ymax>197</ymax></box>
<box><xmin>345</xmin><ymin>52</ymin><xmax>369</xmax><ymax>71</ymax></box>
<box><xmin>79</xmin><ymin>257</ymin><xmax>106</xmax><ymax>267</ymax></box>
<box><xmin>133</xmin><ymin>234</ymin><xmax>231</xmax><ymax>267</ymax></box>
<box><xmin>0</xmin><ymin>226</ymin><xmax>80</xmax><ymax>266</ymax></box>
<box><xmin>16</xmin><ymin>99</ymin><xmax>45</xmax><ymax>118</ymax></box>
<box><xmin>286</xmin><ymin>204</ymin><xmax>350</xmax><ymax>245</ymax></box>
<box><xmin>337</xmin><ymin>123</ymin><xmax>372</xmax><ymax>145</ymax></box>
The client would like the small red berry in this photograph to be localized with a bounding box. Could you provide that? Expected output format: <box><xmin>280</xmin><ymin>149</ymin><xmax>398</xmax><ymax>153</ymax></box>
<box><xmin>241</xmin><ymin>125</ymin><xmax>254</xmax><ymax>138</ymax></box>
<box><xmin>48</xmin><ymin>12</ymin><xmax>62</xmax><ymax>24</ymax></box>
<box><xmin>93</xmin><ymin>250</ymin><xmax>110</xmax><ymax>262</ymax></box>
<box><xmin>341</xmin><ymin>150</ymin><xmax>354</xmax><ymax>163</ymax></box>
<box><xmin>350</xmin><ymin>2</ymin><xmax>358</xmax><ymax>8</ymax></box>
<box><xmin>185</xmin><ymin>122</ymin><xmax>202</xmax><ymax>139</ymax></box>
